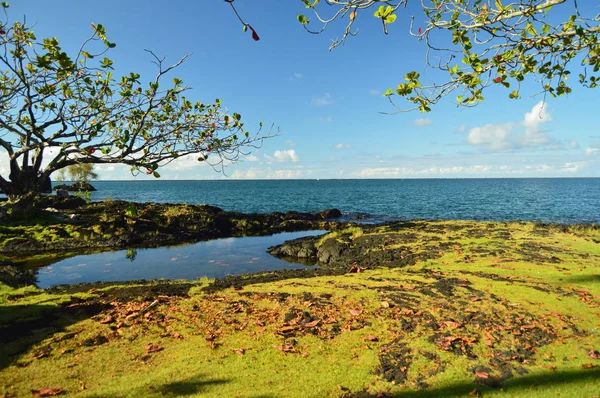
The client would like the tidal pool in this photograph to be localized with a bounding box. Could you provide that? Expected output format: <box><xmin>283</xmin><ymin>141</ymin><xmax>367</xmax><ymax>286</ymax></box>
<box><xmin>34</xmin><ymin>230</ymin><xmax>326</xmax><ymax>288</ymax></box>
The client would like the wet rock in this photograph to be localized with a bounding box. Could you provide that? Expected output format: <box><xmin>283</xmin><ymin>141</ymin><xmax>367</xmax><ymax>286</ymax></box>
<box><xmin>53</xmin><ymin>182</ymin><xmax>97</xmax><ymax>192</ymax></box>
<box><xmin>317</xmin><ymin>238</ymin><xmax>351</xmax><ymax>264</ymax></box>
<box><xmin>0</xmin><ymin>261</ymin><xmax>36</xmax><ymax>287</ymax></box>
<box><xmin>316</xmin><ymin>208</ymin><xmax>342</xmax><ymax>219</ymax></box>
<box><xmin>267</xmin><ymin>236</ymin><xmax>319</xmax><ymax>259</ymax></box>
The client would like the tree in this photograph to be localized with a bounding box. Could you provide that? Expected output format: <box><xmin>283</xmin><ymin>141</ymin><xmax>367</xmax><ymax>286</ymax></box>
<box><xmin>0</xmin><ymin>5</ymin><xmax>271</xmax><ymax>203</ymax></box>
<box><xmin>55</xmin><ymin>163</ymin><xmax>99</xmax><ymax>183</ymax></box>
<box><xmin>294</xmin><ymin>0</ymin><xmax>599</xmax><ymax>112</ymax></box>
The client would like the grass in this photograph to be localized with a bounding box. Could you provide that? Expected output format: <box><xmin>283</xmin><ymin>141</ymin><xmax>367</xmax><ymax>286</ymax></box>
<box><xmin>0</xmin><ymin>220</ymin><xmax>599</xmax><ymax>397</ymax></box>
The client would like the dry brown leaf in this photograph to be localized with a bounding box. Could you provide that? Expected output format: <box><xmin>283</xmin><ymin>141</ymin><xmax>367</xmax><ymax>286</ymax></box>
<box><xmin>380</xmin><ymin>301</ymin><xmax>390</xmax><ymax>309</ymax></box>
<box><xmin>363</xmin><ymin>335</ymin><xmax>379</xmax><ymax>342</ymax></box>
<box><xmin>474</xmin><ymin>372</ymin><xmax>489</xmax><ymax>379</ymax></box>
<box><xmin>304</xmin><ymin>320</ymin><xmax>320</xmax><ymax>328</ymax></box>
<box><xmin>32</xmin><ymin>388</ymin><xmax>64</xmax><ymax>397</ymax></box>
<box><xmin>273</xmin><ymin>345</ymin><xmax>296</xmax><ymax>353</ymax></box>
<box><xmin>349</xmin><ymin>309</ymin><xmax>362</xmax><ymax>316</ymax></box>
<box><xmin>443</xmin><ymin>321</ymin><xmax>463</xmax><ymax>329</ymax></box>
<box><xmin>144</xmin><ymin>343</ymin><xmax>164</xmax><ymax>354</ymax></box>
<box><xmin>588</xmin><ymin>349</ymin><xmax>600</xmax><ymax>359</ymax></box>
<box><xmin>99</xmin><ymin>315</ymin><xmax>114</xmax><ymax>324</ymax></box>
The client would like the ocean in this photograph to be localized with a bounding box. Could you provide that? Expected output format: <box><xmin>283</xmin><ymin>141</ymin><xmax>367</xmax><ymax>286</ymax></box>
<box><xmin>55</xmin><ymin>178</ymin><xmax>600</xmax><ymax>224</ymax></box>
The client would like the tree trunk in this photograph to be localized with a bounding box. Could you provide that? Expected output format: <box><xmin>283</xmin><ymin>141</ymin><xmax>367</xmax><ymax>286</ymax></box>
<box><xmin>3</xmin><ymin>167</ymin><xmax>52</xmax><ymax>207</ymax></box>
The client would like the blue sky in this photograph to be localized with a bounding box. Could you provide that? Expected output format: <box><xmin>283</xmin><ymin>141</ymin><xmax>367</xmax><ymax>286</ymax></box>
<box><xmin>5</xmin><ymin>0</ymin><xmax>600</xmax><ymax>179</ymax></box>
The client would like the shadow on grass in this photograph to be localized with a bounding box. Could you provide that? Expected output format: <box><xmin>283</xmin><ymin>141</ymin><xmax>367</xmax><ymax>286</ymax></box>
<box><xmin>558</xmin><ymin>274</ymin><xmax>600</xmax><ymax>285</ymax></box>
<box><xmin>350</xmin><ymin>367</ymin><xmax>600</xmax><ymax>397</ymax></box>
<box><xmin>0</xmin><ymin>300</ymin><xmax>110</xmax><ymax>370</ymax></box>
<box><xmin>0</xmin><ymin>281</ymin><xmax>195</xmax><ymax>371</ymax></box>
<box><xmin>85</xmin><ymin>375</ymin><xmax>233</xmax><ymax>397</ymax></box>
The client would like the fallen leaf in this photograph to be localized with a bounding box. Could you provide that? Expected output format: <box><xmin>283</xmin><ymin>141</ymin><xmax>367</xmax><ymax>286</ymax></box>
<box><xmin>32</xmin><ymin>388</ymin><xmax>64</xmax><ymax>397</ymax></box>
<box><xmin>474</xmin><ymin>372</ymin><xmax>489</xmax><ymax>379</ymax></box>
<box><xmin>99</xmin><ymin>315</ymin><xmax>114</xmax><ymax>324</ymax></box>
<box><xmin>363</xmin><ymin>335</ymin><xmax>379</xmax><ymax>342</ymax></box>
<box><xmin>349</xmin><ymin>309</ymin><xmax>362</xmax><ymax>316</ymax></box>
<box><xmin>304</xmin><ymin>320</ymin><xmax>320</xmax><ymax>328</ymax></box>
<box><xmin>145</xmin><ymin>343</ymin><xmax>164</xmax><ymax>354</ymax></box>
<box><xmin>588</xmin><ymin>349</ymin><xmax>600</xmax><ymax>359</ymax></box>
<box><xmin>273</xmin><ymin>345</ymin><xmax>296</xmax><ymax>353</ymax></box>
<box><xmin>380</xmin><ymin>301</ymin><xmax>390</xmax><ymax>308</ymax></box>
<box><xmin>443</xmin><ymin>321</ymin><xmax>463</xmax><ymax>329</ymax></box>
<box><xmin>579</xmin><ymin>363</ymin><xmax>597</xmax><ymax>369</ymax></box>
<box><xmin>233</xmin><ymin>348</ymin><xmax>246</xmax><ymax>355</ymax></box>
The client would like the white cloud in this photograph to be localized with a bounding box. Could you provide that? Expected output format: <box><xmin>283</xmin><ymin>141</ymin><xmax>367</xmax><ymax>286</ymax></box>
<box><xmin>585</xmin><ymin>147</ymin><xmax>599</xmax><ymax>156</ymax></box>
<box><xmin>369</xmin><ymin>89</ymin><xmax>380</xmax><ymax>96</ymax></box>
<box><xmin>355</xmin><ymin>165</ymin><xmax>493</xmax><ymax>178</ymax></box>
<box><xmin>466</xmin><ymin>101</ymin><xmax>553</xmax><ymax>151</ymax></box>
<box><xmin>269</xmin><ymin>169</ymin><xmax>304</xmax><ymax>179</ymax></box>
<box><xmin>312</xmin><ymin>93</ymin><xmax>334</xmax><ymax>107</ymax></box>
<box><xmin>285</xmin><ymin>140</ymin><xmax>296</xmax><ymax>147</ymax></box>
<box><xmin>335</xmin><ymin>143</ymin><xmax>351</xmax><ymax>149</ymax></box>
<box><xmin>456</xmin><ymin>124</ymin><xmax>466</xmax><ymax>133</ymax></box>
<box><xmin>413</xmin><ymin>118</ymin><xmax>434</xmax><ymax>127</ymax></box>
<box><xmin>569</xmin><ymin>140</ymin><xmax>579</xmax><ymax>149</ymax></box>
<box><xmin>245</xmin><ymin>155</ymin><xmax>260</xmax><ymax>162</ymax></box>
<box><xmin>231</xmin><ymin>169</ymin><xmax>260</xmax><ymax>179</ymax></box>
<box><xmin>467</xmin><ymin>123</ymin><xmax>513</xmax><ymax>151</ymax></box>
<box><xmin>561</xmin><ymin>162</ymin><xmax>586</xmax><ymax>173</ymax></box>
<box><xmin>319</xmin><ymin>115</ymin><xmax>333</xmax><ymax>123</ymax></box>
<box><xmin>291</xmin><ymin>72</ymin><xmax>304</xmax><ymax>80</ymax></box>
<box><xmin>265</xmin><ymin>149</ymin><xmax>299</xmax><ymax>163</ymax></box>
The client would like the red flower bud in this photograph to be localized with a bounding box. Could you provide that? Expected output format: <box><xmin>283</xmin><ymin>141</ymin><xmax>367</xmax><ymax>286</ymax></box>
<box><xmin>0</xmin><ymin>29</ymin><xmax>5</xmax><ymax>35</ymax></box>
<box><xmin>146</xmin><ymin>169</ymin><xmax>153</xmax><ymax>175</ymax></box>
<box><xmin>494</xmin><ymin>77</ymin><xmax>502</xmax><ymax>83</ymax></box>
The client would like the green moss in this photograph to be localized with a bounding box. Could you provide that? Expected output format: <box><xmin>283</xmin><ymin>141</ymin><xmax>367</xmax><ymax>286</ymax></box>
<box><xmin>1</xmin><ymin>219</ymin><xmax>599</xmax><ymax>397</ymax></box>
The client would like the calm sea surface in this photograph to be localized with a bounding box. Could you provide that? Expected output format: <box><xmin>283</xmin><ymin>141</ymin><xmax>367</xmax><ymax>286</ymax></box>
<box><xmin>57</xmin><ymin>178</ymin><xmax>600</xmax><ymax>224</ymax></box>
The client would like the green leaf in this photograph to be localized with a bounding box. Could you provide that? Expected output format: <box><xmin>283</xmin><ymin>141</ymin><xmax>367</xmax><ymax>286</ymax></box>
<box><xmin>297</xmin><ymin>14</ymin><xmax>309</xmax><ymax>25</ymax></box>
<box><xmin>382</xmin><ymin>88</ymin><xmax>394</xmax><ymax>97</ymax></box>
<box><xmin>243</xmin><ymin>25</ymin><xmax>248</xmax><ymax>32</ymax></box>
<box><xmin>1</xmin><ymin>2</ymin><xmax>9</xmax><ymax>8</ymax></box>
<box><xmin>384</xmin><ymin>14</ymin><xmax>397</xmax><ymax>24</ymax></box>
<box><xmin>153</xmin><ymin>171</ymin><xmax>161</xmax><ymax>178</ymax></box>
<box><xmin>374</xmin><ymin>5</ymin><xmax>386</xmax><ymax>18</ymax></box>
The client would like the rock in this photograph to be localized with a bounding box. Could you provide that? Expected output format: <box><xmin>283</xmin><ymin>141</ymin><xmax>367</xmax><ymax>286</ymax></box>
<box><xmin>53</xmin><ymin>182</ymin><xmax>97</xmax><ymax>192</ymax></box>
<box><xmin>267</xmin><ymin>236</ymin><xmax>319</xmax><ymax>259</ymax></box>
<box><xmin>56</xmin><ymin>189</ymin><xmax>69</xmax><ymax>198</ymax></box>
<box><xmin>71</xmin><ymin>182</ymin><xmax>97</xmax><ymax>191</ymax></box>
<box><xmin>317</xmin><ymin>238</ymin><xmax>349</xmax><ymax>264</ymax></box>
<box><xmin>52</xmin><ymin>197</ymin><xmax>86</xmax><ymax>210</ymax></box>
<box><xmin>0</xmin><ymin>261</ymin><xmax>36</xmax><ymax>287</ymax></box>
<box><xmin>316</xmin><ymin>208</ymin><xmax>342</xmax><ymax>219</ymax></box>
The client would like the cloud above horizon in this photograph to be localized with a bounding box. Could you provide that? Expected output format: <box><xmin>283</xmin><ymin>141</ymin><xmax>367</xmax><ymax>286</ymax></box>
<box><xmin>265</xmin><ymin>149</ymin><xmax>299</xmax><ymax>163</ymax></box>
<box><xmin>413</xmin><ymin>118</ymin><xmax>434</xmax><ymax>127</ymax></box>
<box><xmin>466</xmin><ymin>101</ymin><xmax>553</xmax><ymax>151</ymax></box>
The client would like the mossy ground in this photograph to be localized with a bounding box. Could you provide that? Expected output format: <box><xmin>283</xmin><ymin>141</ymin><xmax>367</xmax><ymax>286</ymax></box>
<box><xmin>1</xmin><ymin>220</ymin><xmax>599</xmax><ymax>397</ymax></box>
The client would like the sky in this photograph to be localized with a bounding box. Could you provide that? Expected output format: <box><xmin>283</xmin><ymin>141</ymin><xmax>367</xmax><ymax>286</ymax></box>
<box><xmin>3</xmin><ymin>0</ymin><xmax>599</xmax><ymax>180</ymax></box>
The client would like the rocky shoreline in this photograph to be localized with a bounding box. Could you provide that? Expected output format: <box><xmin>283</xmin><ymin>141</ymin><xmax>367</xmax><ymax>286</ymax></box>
<box><xmin>0</xmin><ymin>196</ymin><xmax>347</xmax><ymax>255</ymax></box>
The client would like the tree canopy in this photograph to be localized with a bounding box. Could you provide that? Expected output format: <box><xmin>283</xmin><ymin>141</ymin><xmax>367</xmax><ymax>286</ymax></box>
<box><xmin>293</xmin><ymin>0</ymin><xmax>599</xmax><ymax>112</ymax></box>
<box><xmin>0</xmin><ymin>4</ymin><xmax>270</xmax><ymax>202</ymax></box>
